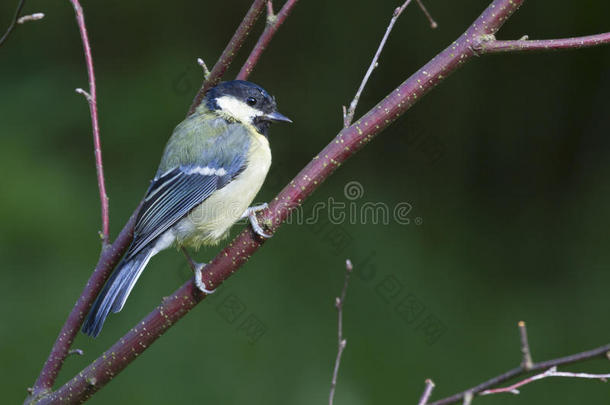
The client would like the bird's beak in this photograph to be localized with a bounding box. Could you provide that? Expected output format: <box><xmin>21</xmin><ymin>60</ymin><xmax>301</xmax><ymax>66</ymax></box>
<box><xmin>265</xmin><ymin>111</ymin><xmax>293</xmax><ymax>123</ymax></box>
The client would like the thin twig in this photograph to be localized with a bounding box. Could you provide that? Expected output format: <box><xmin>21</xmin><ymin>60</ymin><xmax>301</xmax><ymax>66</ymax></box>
<box><xmin>70</xmin><ymin>0</ymin><xmax>109</xmax><ymax>245</ymax></box>
<box><xmin>418</xmin><ymin>379</ymin><xmax>436</xmax><ymax>405</ymax></box>
<box><xmin>518</xmin><ymin>321</ymin><xmax>533</xmax><ymax>370</ymax></box>
<box><xmin>188</xmin><ymin>0</ymin><xmax>267</xmax><ymax>115</ymax></box>
<box><xmin>343</xmin><ymin>0</ymin><xmax>423</xmax><ymax>128</ymax></box>
<box><xmin>329</xmin><ymin>259</ymin><xmax>353</xmax><ymax>405</ymax></box>
<box><xmin>475</xmin><ymin>32</ymin><xmax>610</xmax><ymax>54</ymax></box>
<box><xmin>266</xmin><ymin>0</ymin><xmax>275</xmax><ymax>21</ymax></box>
<box><xmin>17</xmin><ymin>13</ymin><xmax>44</xmax><ymax>24</ymax></box>
<box><xmin>415</xmin><ymin>0</ymin><xmax>438</xmax><ymax>29</ymax></box>
<box><xmin>236</xmin><ymin>0</ymin><xmax>300</xmax><ymax>80</ymax></box>
<box><xmin>427</xmin><ymin>343</ymin><xmax>610</xmax><ymax>405</ymax></box>
<box><xmin>481</xmin><ymin>366</ymin><xmax>610</xmax><ymax>396</ymax></box>
<box><xmin>196</xmin><ymin>58</ymin><xmax>211</xmax><ymax>80</ymax></box>
<box><xmin>67</xmin><ymin>349</ymin><xmax>84</xmax><ymax>357</ymax></box>
<box><xmin>0</xmin><ymin>0</ymin><xmax>26</xmax><ymax>47</ymax></box>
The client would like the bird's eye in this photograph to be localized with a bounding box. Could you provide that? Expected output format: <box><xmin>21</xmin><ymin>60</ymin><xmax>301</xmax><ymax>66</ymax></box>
<box><xmin>246</xmin><ymin>97</ymin><xmax>257</xmax><ymax>106</ymax></box>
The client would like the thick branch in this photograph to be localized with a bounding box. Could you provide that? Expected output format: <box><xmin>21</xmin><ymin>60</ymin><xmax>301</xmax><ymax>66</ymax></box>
<box><xmin>236</xmin><ymin>0</ymin><xmax>300</xmax><ymax>80</ymax></box>
<box><xmin>427</xmin><ymin>344</ymin><xmax>610</xmax><ymax>405</ymax></box>
<box><xmin>187</xmin><ymin>0</ymin><xmax>267</xmax><ymax>115</ymax></box>
<box><xmin>69</xmin><ymin>0</ymin><xmax>109</xmax><ymax>244</ymax></box>
<box><xmin>476</xmin><ymin>32</ymin><xmax>610</xmax><ymax>54</ymax></box>
<box><xmin>35</xmin><ymin>1</ymin><xmax>531</xmax><ymax>403</ymax></box>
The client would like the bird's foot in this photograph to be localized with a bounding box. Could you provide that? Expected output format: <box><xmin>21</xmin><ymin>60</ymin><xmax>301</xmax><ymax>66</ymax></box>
<box><xmin>193</xmin><ymin>262</ymin><xmax>216</xmax><ymax>295</ymax></box>
<box><xmin>243</xmin><ymin>203</ymin><xmax>272</xmax><ymax>239</ymax></box>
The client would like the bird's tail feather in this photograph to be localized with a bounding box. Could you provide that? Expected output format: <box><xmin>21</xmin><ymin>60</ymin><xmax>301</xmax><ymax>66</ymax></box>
<box><xmin>82</xmin><ymin>247</ymin><xmax>155</xmax><ymax>337</ymax></box>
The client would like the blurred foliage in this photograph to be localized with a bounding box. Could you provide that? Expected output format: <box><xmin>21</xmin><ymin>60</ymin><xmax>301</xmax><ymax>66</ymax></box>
<box><xmin>1</xmin><ymin>0</ymin><xmax>609</xmax><ymax>404</ymax></box>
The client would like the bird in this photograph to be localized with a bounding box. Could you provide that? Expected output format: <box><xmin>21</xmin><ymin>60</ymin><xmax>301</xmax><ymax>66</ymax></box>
<box><xmin>82</xmin><ymin>80</ymin><xmax>291</xmax><ymax>337</ymax></box>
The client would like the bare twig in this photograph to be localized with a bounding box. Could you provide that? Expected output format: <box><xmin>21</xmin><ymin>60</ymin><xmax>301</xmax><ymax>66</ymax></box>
<box><xmin>343</xmin><ymin>0</ymin><xmax>433</xmax><ymax>127</ymax></box>
<box><xmin>518</xmin><ymin>321</ymin><xmax>533</xmax><ymax>370</ymax></box>
<box><xmin>74</xmin><ymin>88</ymin><xmax>91</xmax><ymax>102</ymax></box>
<box><xmin>180</xmin><ymin>247</ymin><xmax>199</xmax><ymax>272</ymax></box>
<box><xmin>69</xmin><ymin>0</ymin><xmax>109</xmax><ymax>245</ymax></box>
<box><xmin>188</xmin><ymin>0</ymin><xmax>267</xmax><ymax>115</ymax></box>
<box><xmin>196</xmin><ymin>57</ymin><xmax>211</xmax><ymax>80</ymax></box>
<box><xmin>0</xmin><ymin>0</ymin><xmax>26</xmax><ymax>47</ymax></box>
<box><xmin>415</xmin><ymin>0</ymin><xmax>437</xmax><ymax>29</ymax></box>
<box><xmin>418</xmin><ymin>379</ymin><xmax>436</xmax><ymax>405</ymax></box>
<box><xmin>329</xmin><ymin>259</ymin><xmax>353</xmax><ymax>405</ymax></box>
<box><xmin>481</xmin><ymin>366</ymin><xmax>610</xmax><ymax>396</ymax></box>
<box><xmin>475</xmin><ymin>32</ymin><xmax>610</xmax><ymax>54</ymax></box>
<box><xmin>236</xmin><ymin>0</ymin><xmax>300</xmax><ymax>80</ymax></box>
<box><xmin>266</xmin><ymin>1</ymin><xmax>275</xmax><ymax>21</ymax></box>
<box><xmin>67</xmin><ymin>349</ymin><xmax>84</xmax><ymax>357</ymax></box>
<box><xmin>427</xmin><ymin>343</ymin><xmax>610</xmax><ymax>405</ymax></box>
<box><xmin>17</xmin><ymin>13</ymin><xmax>44</xmax><ymax>24</ymax></box>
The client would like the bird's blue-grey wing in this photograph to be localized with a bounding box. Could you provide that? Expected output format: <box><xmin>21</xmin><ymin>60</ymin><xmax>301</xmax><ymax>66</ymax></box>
<box><xmin>125</xmin><ymin>161</ymin><xmax>242</xmax><ymax>260</ymax></box>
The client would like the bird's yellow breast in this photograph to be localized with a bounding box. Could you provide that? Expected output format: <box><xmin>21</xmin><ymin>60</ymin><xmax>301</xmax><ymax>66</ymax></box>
<box><xmin>175</xmin><ymin>132</ymin><xmax>271</xmax><ymax>248</ymax></box>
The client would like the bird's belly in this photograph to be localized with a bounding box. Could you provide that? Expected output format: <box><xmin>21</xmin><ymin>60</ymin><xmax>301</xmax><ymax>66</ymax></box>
<box><xmin>175</xmin><ymin>135</ymin><xmax>271</xmax><ymax>248</ymax></box>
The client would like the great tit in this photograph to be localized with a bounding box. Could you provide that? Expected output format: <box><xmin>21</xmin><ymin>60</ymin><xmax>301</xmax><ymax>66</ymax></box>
<box><xmin>82</xmin><ymin>80</ymin><xmax>291</xmax><ymax>337</ymax></box>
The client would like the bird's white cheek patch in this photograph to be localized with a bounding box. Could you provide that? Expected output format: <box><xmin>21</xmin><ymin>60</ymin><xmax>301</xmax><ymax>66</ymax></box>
<box><xmin>216</xmin><ymin>96</ymin><xmax>262</xmax><ymax>123</ymax></box>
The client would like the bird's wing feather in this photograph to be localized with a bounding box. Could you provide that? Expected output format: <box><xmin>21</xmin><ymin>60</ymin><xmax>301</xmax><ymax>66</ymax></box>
<box><xmin>124</xmin><ymin>166</ymin><xmax>233</xmax><ymax>260</ymax></box>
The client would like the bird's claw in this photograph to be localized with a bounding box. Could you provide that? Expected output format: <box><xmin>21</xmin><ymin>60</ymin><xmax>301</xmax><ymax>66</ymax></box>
<box><xmin>244</xmin><ymin>203</ymin><xmax>272</xmax><ymax>239</ymax></box>
<box><xmin>193</xmin><ymin>262</ymin><xmax>215</xmax><ymax>294</ymax></box>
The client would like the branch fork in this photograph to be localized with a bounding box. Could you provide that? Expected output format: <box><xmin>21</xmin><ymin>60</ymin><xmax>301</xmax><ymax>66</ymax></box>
<box><xmin>424</xmin><ymin>322</ymin><xmax>610</xmax><ymax>405</ymax></box>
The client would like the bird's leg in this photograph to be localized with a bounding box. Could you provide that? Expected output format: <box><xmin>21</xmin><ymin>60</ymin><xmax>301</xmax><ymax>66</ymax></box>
<box><xmin>241</xmin><ymin>203</ymin><xmax>272</xmax><ymax>239</ymax></box>
<box><xmin>181</xmin><ymin>247</ymin><xmax>215</xmax><ymax>294</ymax></box>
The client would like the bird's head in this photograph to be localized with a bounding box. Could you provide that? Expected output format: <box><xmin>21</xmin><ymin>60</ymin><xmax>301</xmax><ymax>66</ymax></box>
<box><xmin>205</xmin><ymin>80</ymin><xmax>292</xmax><ymax>134</ymax></box>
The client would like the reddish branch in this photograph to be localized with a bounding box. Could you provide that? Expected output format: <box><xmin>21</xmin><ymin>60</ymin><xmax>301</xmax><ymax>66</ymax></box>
<box><xmin>26</xmin><ymin>0</ymin><xmax>610</xmax><ymax>403</ymax></box>
<box><xmin>187</xmin><ymin>0</ymin><xmax>267</xmax><ymax>115</ymax></box>
<box><xmin>69</xmin><ymin>0</ymin><xmax>109</xmax><ymax>244</ymax></box>
<box><xmin>26</xmin><ymin>2</ymin><xmax>115</xmax><ymax>401</ymax></box>
<box><xmin>236</xmin><ymin>0</ymin><xmax>300</xmax><ymax>80</ymax></box>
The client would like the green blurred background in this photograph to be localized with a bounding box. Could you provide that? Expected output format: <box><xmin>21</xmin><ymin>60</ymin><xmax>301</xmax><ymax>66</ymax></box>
<box><xmin>1</xmin><ymin>0</ymin><xmax>609</xmax><ymax>403</ymax></box>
